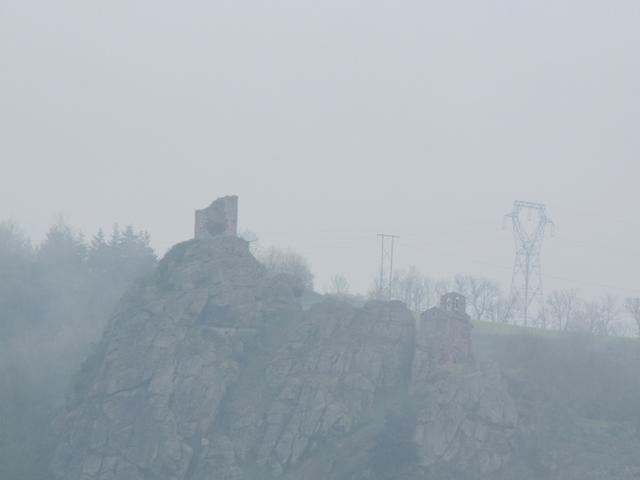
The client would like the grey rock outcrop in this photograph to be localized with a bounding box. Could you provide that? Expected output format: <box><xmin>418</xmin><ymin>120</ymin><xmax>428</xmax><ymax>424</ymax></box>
<box><xmin>52</xmin><ymin>236</ymin><xmax>278</xmax><ymax>480</ymax></box>
<box><xmin>52</xmin><ymin>235</ymin><xmax>521</xmax><ymax>480</ymax></box>
<box><xmin>410</xmin><ymin>314</ymin><xmax>518</xmax><ymax>478</ymax></box>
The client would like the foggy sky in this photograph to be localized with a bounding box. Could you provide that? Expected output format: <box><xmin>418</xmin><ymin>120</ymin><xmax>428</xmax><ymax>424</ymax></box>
<box><xmin>1</xmin><ymin>1</ymin><xmax>639</xmax><ymax>298</ymax></box>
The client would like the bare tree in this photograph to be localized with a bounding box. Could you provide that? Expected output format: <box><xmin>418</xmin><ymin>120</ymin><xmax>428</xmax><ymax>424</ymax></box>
<box><xmin>393</xmin><ymin>267</ymin><xmax>433</xmax><ymax>312</ymax></box>
<box><xmin>624</xmin><ymin>297</ymin><xmax>640</xmax><ymax>337</ymax></box>
<box><xmin>533</xmin><ymin>310</ymin><xmax>548</xmax><ymax>330</ymax></box>
<box><xmin>575</xmin><ymin>295</ymin><xmax>620</xmax><ymax>336</ymax></box>
<box><xmin>435</xmin><ymin>278</ymin><xmax>452</xmax><ymax>299</ymax></box>
<box><xmin>546</xmin><ymin>289</ymin><xmax>580</xmax><ymax>331</ymax></box>
<box><xmin>419</xmin><ymin>276</ymin><xmax>437</xmax><ymax>310</ymax></box>
<box><xmin>327</xmin><ymin>274</ymin><xmax>350</xmax><ymax>297</ymax></box>
<box><xmin>452</xmin><ymin>275</ymin><xmax>470</xmax><ymax>299</ymax></box>
<box><xmin>257</xmin><ymin>247</ymin><xmax>314</xmax><ymax>290</ymax></box>
<box><xmin>452</xmin><ymin>275</ymin><xmax>501</xmax><ymax>320</ymax></box>
<box><xmin>367</xmin><ymin>277</ymin><xmax>386</xmax><ymax>301</ymax></box>
<box><xmin>392</xmin><ymin>268</ymin><xmax>416</xmax><ymax>306</ymax></box>
<box><xmin>597</xmin><ymin>294</ymin><xmax>620</xmax><ymax>336</ymax></box>
<box><xmin>488</xmin><ymin>294</ymin><xmax>518</xmax><ymax>324</ymax></box>
<box><xmin>469</xmin><ymin>277</ymin><xmax>501</xmax><ymax>321</ymax></box>
<box><xmin>575</xmin><ymin>300</ymin><xmax>601</xmax><ymax>334</ymax></box>
<box><xmin>368</xmin><ymin>266</ymin><xmax>436</xmax><ymax>311</ymax></box>
<box><xmin>238</xmin><ymin>229</ymin><xmax>260</xmax><ymax>256</ymax></box>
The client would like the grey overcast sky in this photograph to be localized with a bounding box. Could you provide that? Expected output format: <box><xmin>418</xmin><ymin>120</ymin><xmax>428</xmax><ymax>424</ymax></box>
<box><xmin>1</xmin><ymin>0</ymin><xmax>639</xmax><ymax>297</ymax></box>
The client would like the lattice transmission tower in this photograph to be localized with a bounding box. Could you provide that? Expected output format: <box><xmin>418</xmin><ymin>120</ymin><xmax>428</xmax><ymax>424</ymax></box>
<box><xmin>503</xmin><ymin>201</ymin><xmax>555</xmax><ymax>327</ymax></box>
<box><xmin>377</xmin><ymin>233</ymin><xmax>399</xmax><ymax>300</ymax></box>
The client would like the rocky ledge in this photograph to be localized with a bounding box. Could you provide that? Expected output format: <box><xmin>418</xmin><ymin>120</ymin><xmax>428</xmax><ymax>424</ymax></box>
<box><xmin>52</xmin><ymin>236</ymin><xmax>520</xmax><ymax>480</ymax></box>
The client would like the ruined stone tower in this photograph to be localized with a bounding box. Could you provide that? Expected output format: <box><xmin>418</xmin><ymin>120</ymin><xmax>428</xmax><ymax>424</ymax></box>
<box><xmin>440</xmin><ymin>292</ymin><xmax>467</xmax><ymax>315</ymax></box>
<box><xmin>194</xmin><ymin>195</ymin><xmax>238</xmax><ymax>239</ymax></box>
<box><xmin>419</xmin><ymin>292</ymin><xmax>472</xmax><ymax>364</ymax></box>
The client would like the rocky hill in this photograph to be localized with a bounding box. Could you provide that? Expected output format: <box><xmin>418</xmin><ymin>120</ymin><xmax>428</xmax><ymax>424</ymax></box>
<box><xmin>51</xmin><ymin>235</ymin><xmax>640</xmax><ymax>480</ymax></box>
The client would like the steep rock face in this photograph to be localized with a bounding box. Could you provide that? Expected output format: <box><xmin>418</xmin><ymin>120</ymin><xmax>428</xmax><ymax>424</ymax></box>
<box><xmin>52</xmin><ymin>236</ymin><xmax>293</xmax><ymax>480</ymax></box>
<box><xmin>410</xmin><ymin>319</ymin><xmax>519</xmax><ymax>478</ymax></box>
<box><xmin>190</xmin><ymin>300</ymin><xmax>415</xmax><ymax>480</ymax></box>
<box><xmin>52</xmin><ymin>237</ymin><xmax>520</xmax><ymax>480</ymax></box>
<box><xmin>261</xmin><ymin>300</ymin><xmax>415</xmax><ymax>467</ymax></box>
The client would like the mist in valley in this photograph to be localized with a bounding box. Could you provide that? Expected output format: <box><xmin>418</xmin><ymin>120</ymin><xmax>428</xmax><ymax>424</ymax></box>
<box><xmin>1</xmin><ymin>1</ymin><xmax>640</xmax><ymax>479</ymax></box>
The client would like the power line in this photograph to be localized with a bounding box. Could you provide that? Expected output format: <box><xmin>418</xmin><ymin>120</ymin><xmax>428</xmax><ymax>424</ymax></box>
<box><xmin>400</xmin><ymin>240</ymin><xmax>640</xmax><ymax>296</ymax></box>
<box><xmin>254</xmin><ymin>227</ymin><xmax>640</xmax><ymax>297</ymax></box>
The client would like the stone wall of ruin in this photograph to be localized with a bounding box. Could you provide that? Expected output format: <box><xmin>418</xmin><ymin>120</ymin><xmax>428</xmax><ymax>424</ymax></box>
<box><xmin>194</xmin><ymin>195</ymin><xmax>238</xmax><ymax>239</ymax></box>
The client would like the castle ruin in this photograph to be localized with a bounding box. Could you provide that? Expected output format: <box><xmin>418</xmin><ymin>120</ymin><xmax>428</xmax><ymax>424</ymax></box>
<box><xmin>420</xmin><ymin>292</ymin><xmax>472</xmax><ymax>364</ymax></box>
<box><xmin>194</xmin><ymin>196</ymin><xmax>238</xmax><ymax>239</ymax></box>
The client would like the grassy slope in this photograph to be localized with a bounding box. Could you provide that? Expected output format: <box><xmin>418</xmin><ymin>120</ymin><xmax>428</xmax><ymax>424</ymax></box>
<box><xmin>472</xmin><ymin>321</ymin><xmax>640</xmax><ymax>480</ymax></box>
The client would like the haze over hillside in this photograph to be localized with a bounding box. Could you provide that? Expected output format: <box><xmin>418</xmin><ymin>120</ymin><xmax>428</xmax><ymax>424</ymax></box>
<box><xmin>1</xmin><ymin>1</ymin><xmax>639</xmax><ymax>479</ymax></box>
<box><xmin>2</xmin><ymin>1</ymin><xmax>639</xmax><ymax>297</ymax></box>
<box><xmin>0</xmin><ymin>198</ymin><xmax>638</xmax><ymax>479</ymax></box>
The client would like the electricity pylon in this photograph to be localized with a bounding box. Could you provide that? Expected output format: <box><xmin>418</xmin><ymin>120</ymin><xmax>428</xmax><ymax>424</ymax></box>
<box><xmin>503</xmin><ymin>201</ymin><xmax>554</xmax><ymax>327</ymax></box>
<box><xmin>377</xmin><ymin>234</ymin><xmax>399</xmax><ymax>300</ymax></box>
